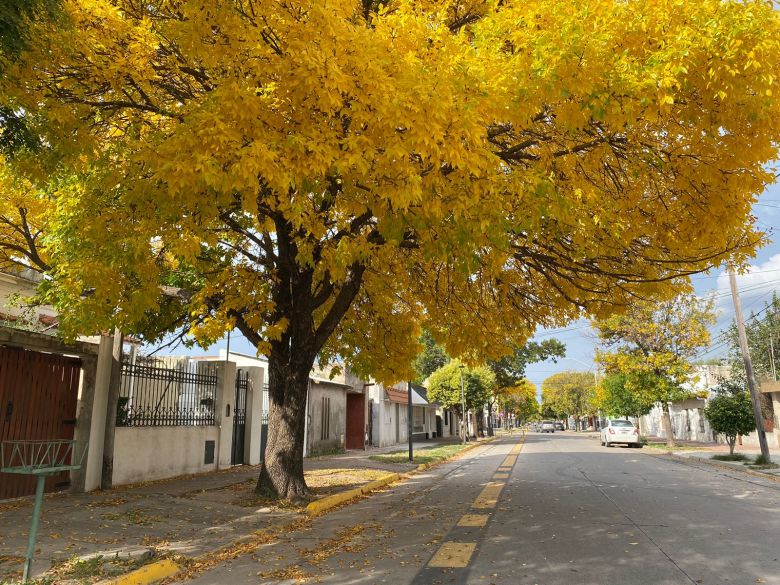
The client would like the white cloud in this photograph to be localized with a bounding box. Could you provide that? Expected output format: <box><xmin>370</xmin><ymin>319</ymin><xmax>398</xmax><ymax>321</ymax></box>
<box><xmin>714</xmin><ymin>253</ymin><xmax>780</xmax><ymax>316</ymax></box>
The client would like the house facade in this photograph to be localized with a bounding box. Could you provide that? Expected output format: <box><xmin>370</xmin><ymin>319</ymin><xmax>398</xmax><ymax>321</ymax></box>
<box><xmin>367</xmin><ymin>382</ymin><xmax>441</xmax><ymax>447</ymax></box>
<box><xmin>638</xmin><ymin>364</ymin><xmax>780</xmax><ymax>448</ymax></box>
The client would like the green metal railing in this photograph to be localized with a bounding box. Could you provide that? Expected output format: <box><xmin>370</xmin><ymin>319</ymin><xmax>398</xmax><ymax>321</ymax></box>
<box><xmin>1</xmin><ymin>440</ymin><xmax>87</xmax><ymax>581</ymax></box>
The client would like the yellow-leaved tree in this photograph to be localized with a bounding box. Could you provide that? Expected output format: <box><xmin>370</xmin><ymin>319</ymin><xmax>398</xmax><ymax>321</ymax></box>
<box><xmin>1</xmin><ymin>0</ymin><xmax>779</xmax><ymax>497</ymax></box>
<box><xmin>595</xmin><ymin>294</ymin><xmax>716</xmax><ymax>446</ymax></box>
<box><xmin>0</xmin><ymin>157</ymin><xmax>51</xmax><ymax>273</ymax></box>
<box><xmin>541</xmin><ymin>371</ymin><xmax>598</xmax><ymax>429</ymax></box>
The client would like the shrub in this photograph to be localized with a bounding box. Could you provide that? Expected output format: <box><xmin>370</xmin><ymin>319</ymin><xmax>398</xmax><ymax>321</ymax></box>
<box><xmin>704</xmin><ymin>382</ymin><xmax>755</xmax><ymax>456</ymax></box>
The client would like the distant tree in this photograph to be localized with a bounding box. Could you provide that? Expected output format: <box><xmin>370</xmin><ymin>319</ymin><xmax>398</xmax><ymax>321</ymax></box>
<box><xmin>597</xmin><ymin>373</ymin><xmax>655</xmax><ymax>421</ymax></box>
<box><xmin>502</xmin><ymin>379</ymin><xmax>539</xmax><ymax>423</ymax></box>
<box><xmin>487</xmin><ymin>340</ymin><xmax>566</xmax><ymax>389</ymax></box>
<box><xmin>541</xmin><ymin>371</ymin><xmax>597</xmax><ymax>430</ymax></box>
<box><xmin>428</xmin><ymin>360</ymin><xmax>495</xmax><ymax>437</ymax></box>
<box><xmin>413</xmin><ymin>330</ymin><xmax>449</xmax><ymax>384</ymax></box>
<box><xmin>725</xmin><ymin>293</ymin><xmax>780</xmax><ymax>427</ymax></box>
<box><xmin>704</xmin><ymin>380</ymin><xmax>756</xmax><ymax>455</ymax></box>
<box><xmin>595</xmin><ymin>294</ymin><xmax>715</xmax><ymax>447</ymax></box>
<box><xmin>726</xmin><ymin>293</ymin><xmax>780</xmax><ymax>381</ymax></box>
<box><xmin>484</xmin><ymin>340</ymin><xmax>564</xmax><ymax>435</ymax></box>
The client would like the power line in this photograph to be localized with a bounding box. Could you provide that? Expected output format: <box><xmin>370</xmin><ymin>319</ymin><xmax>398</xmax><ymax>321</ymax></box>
<box><xmin>691</xmin><ymin>269</ymin><xmax>780</xmax><ymax>281</ymax></box>
<box><xmin>695</xmin><ymin>302</ymin><xmax>777</xmax><ymax>358</ymax></box>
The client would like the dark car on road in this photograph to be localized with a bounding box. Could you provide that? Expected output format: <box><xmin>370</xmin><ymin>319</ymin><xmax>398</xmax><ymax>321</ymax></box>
<box><xmin>554</xmin><ymin>422</ymin><xmax>564</xmax><ymax>431</ymax></box>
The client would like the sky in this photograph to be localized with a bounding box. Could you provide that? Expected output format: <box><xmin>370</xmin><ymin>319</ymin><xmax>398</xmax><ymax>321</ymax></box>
<box><xmin>524</xmin><ymin>183</ymin><xmax>780</xmax><ymax>392</ymax></box>
<box><xmin>159</xmin><ymin>183</ymin><xmax>780</xmax><ymax>395</ymax></box>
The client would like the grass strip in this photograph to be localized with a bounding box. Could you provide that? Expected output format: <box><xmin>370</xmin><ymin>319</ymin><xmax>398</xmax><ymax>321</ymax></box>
<box><xmin>369</xmin><ymin>443</ymin><xmax>472</xmax><ymax>464</ymax></box>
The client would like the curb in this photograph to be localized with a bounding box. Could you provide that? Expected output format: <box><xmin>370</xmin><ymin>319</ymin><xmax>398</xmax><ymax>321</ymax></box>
<box><xmin>652</xmin><ymin>452</ymin><xmax>780</xmax><ymax>484</ymax></box>
<box><xmin>305</xmin><ymin>472</ymin><xmax>401</xmax><ymax>516</ymax></box>
<box><xmin>104</xmin><ymin>559</ymin><xmax>181</xmax><ymax>585</ymax></box>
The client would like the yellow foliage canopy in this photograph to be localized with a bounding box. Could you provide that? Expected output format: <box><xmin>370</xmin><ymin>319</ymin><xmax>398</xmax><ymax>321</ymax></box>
<box><xmin>1</xmin><ymin>0</ymin><xmax>778</xmax><ymax>380</ymax></box>
<box><xmin>595</xmin><ymin>293</ymin><xmax>716</xmax><ymax>402</ymax></box>
<box><xmin>0</xmin><ymin>157</ymin><xmax>51</xmax><ymax>273</ymax></box>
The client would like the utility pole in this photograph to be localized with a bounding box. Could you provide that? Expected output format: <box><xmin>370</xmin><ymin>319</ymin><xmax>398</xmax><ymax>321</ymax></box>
<box><xmin>770</xmin><ymin>333</ymin><xmax>777</xmax><ymax>382</ymax></box>
<box><xmin>459</xmin><ymin>364</ymin><xmax>467</xmax><ymax>444</ymax></box>
<box><xmin>728</xmin><ymin>267</ymin><xmax>770</xmax><ymax>460</ymax></box>
<box><xmin>407</xmin><ymin>381</ymin><xmax>414</xmax><ymax>462</ymax></box>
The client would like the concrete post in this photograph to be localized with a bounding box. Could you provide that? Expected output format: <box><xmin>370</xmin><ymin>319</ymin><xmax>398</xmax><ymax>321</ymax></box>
<box><xmin>244</xmin><ymin>366</ymin><xmax>265</xmax><ymax>465</ymax></box>
<box><xmin>214</xmin><ymin>361</ymin><xmax>236</xmax><ymax>469</ymax></box>
<box><xmin>70</xmin><ymin>355</ymin><xmax>97</xmax><ymax>493</ymax></box>
<box><xmin>101</xmin><ymin>330</ymin><xmax>123</xmax><ymax>489</ymax></box>
<box><xmin>83</xmin><ymin>335</ymin><xmax>115</xmax><ymax>491</ymax></box>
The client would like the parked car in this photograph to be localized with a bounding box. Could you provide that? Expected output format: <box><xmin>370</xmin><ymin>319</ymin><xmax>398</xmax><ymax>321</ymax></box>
<box><xmin>600</xmin><ymin>420</ymin><xmax>641</xmax><ymax>447</ymax></box>
<box><xmin>554</xmin><ymin>422</ymin><xmax>565</xmax><ymax>431</ymax></box>
<box><xmin>540</xmin><ymin>421</ymin><xmax>555</xmax><ymax>433</ymax></box>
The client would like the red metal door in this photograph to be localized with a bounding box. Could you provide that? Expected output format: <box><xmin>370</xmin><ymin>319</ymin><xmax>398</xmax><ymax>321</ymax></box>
<box><xmin>0</xmin><ymin>347</ymin><xmax>81</xmax><ymax>499</ymax></box>
<box><xmin>345</xmin><ymin>393</ymin><xmax>365</xmax><ymax>450</ymax></box>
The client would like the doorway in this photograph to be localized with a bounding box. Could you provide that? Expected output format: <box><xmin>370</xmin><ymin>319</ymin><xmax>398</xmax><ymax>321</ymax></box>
<box><xmin>345</xmin><ymin>393</ymin><xmax>365</xmax><ymax>450</ymax></box>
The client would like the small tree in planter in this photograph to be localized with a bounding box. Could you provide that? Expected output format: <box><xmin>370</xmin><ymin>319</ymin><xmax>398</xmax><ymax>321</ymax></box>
<box><xmin>704</xmin><ymin>380</ymin><xmax>755</xmax><ymax>456</ymax></box>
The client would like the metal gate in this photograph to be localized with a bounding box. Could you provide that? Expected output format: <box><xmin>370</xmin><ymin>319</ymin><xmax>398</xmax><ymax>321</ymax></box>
<box><xmin>0</xmin><ymin>347</ymin><xmax>81</xmax><ymax>499</ymax></box>
<box><xmin>231</xmin><ymin>370</ymin><xmax>248</xmax><ymax>465</ymax></box>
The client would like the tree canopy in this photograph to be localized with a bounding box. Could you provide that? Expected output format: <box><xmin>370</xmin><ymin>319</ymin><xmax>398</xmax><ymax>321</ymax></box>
<box><xmin>596</xmin><ymin>373</ymin><xmax>655</xmax><ymax>419</ymax></box>
<box><xmin>2</xmin><ymin>0</ymin><xmax>780</xmax><ymax>498</ymax></box>
<box><xmin>501</xmin><ymin>379</ymin><xmax>539</xmax><ymax>422</ymax></box>
<box><xmin>726</xmin><ymin>293</ymin><xmax>780</xmax><ymax>385</ymax></box>
<box><xmin>487</xmin><ymin>340</ymin><xmax>565</xmax><ymax>390</ymax></box>
<box><xmin>704</xmin><ymin>380</ymin><xmax>756</xmax><ymax>455</ymax></box>
<box><xmin>541</xmin><ymin>371</ymin><xmax>597</xmax><ymax>427</ymax></box>
<box><xmin>427</xmin><ymin>360</ymin><xmax>496</xmax><ymax>416</ymax></box>
<box><xmin>413</xmin><ymin>330</ymin><xmax>449</xmax><ymax>384</ymax></box>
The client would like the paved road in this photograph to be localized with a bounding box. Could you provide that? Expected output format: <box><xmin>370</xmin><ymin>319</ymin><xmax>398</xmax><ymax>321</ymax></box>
<box><xmin>184</xmin><ymin>433</ymin><xmax>780</xmax><ymax>585</ymax></box>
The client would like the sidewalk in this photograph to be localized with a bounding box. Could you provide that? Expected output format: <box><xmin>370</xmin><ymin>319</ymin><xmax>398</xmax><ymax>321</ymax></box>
<box><xmin>652</xmin><ymin>444</ymin><xmax>780</xmax><ymax>478</ymax></box>
<box><xmin>0</xmin><ymin>436</ymin><xmax>473</xmax><ymax>584</ymax></box>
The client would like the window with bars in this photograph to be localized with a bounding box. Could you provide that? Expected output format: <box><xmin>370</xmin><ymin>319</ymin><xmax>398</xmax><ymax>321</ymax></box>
<box><xmin>320</xmin><ymin>396</ymin><xmax>331</xmax><ymax>441</ymax></box>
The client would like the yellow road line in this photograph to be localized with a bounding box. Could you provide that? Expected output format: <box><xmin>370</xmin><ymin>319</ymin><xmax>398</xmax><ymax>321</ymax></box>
<box><xmin>493</xmin><ymin>472</ymin><xmax>509</xmax><ymax>479</ymax></box>
<box><xmin>473</xmin><ymin>481</ymin><xmax>504</xmax><ymax>509</ymax></box>
<box><xmin>501</xmin><ymin>454</ymin><xmax>517</xmax><ymax>467</ymax></box>
<box><xmin>428</xmin><ymin>542</ymin><xmax>477</xmax><ymax>568</ymax></box>
<box><xmin>458</xmin><ymin>514</ymin><xmax>489</xmax><ymax>527</ymax></box>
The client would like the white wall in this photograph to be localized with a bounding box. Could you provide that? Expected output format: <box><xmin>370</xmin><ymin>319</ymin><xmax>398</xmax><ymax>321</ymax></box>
<box><xmin>308</xmin><ymin>383</ymin><xmax>347</xmax><ymax>455</ymax></box>
<box><xmin>112</xmin><ymin>426</ymin><xmax>220</xmax><ymax>485</ymax></box>
<box><xmin>640</xmin><ymin>400</ymin><xmax>713</xmax><ymax>442</ymax></box>
<box><xmin>368</xmin><ymin>385</ymin><xmax>409</xmax><ymax>447</ymax></box>
<box><xmin>640</xmin><ymin>394</ymin><xmax>780</xmax><ymax>449</ymax></box>
<box><xmin>0</xmin><ymin>270</ymin><xmax>58</xmax><ymax>329</ymax></box>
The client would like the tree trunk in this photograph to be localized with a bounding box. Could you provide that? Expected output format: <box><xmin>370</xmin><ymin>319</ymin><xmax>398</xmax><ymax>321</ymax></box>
<box><xmin>255</xmin><ymin>360</ymin><xmax>310</xmax><ymax>500</ymax></box>
<box><xmin>728</xmin><ymin>435</ymin><xmax>736</xmax><ymax>456</ymax></box>
<box><xmin>486</xmin><ymin>402</ymin><xmax>494</xmax><ymax>437</ymax></box>
<box><xmin>661</xmin><ymin>402</ymin><xmax>675</xmax><ymax>447</ymax></box>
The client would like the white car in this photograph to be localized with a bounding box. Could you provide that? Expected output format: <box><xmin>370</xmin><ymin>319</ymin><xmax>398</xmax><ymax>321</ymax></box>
<box><xmin>600</xmin><ymin>420</ymin><xmax>642</xmax><ymax>448</ymax></box>
<box><xmin>540</xmin><ymin>421</ymin><xmax>555</xmax><ymax>433</ymax></box>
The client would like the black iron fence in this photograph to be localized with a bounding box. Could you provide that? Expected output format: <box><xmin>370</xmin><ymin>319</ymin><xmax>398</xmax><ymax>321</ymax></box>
<box><xmin>117</xmin><ymin>357</ymin><xmax>218</xmax><ymax>427</ymax></box>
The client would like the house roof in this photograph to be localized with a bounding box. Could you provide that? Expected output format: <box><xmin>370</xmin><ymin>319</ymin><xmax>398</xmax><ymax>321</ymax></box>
<box><xmin>310</xmin><ymin>376</ymin><xmax>352</xmax><ymax>389</ymax></box>
<box><xmin>385</xmin><ymin>387</ymin><xmax>408</xmax><ymax>404</ymax></box>
<box><xmin>385</xmin><ymin>385</ymin><xmax>436</xmax><ymax>406</ymax></box>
